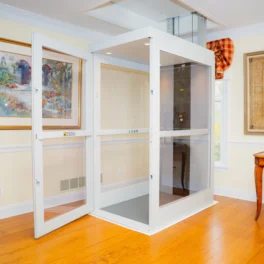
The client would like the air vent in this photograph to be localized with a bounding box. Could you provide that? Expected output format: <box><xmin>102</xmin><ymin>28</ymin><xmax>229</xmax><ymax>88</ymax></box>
<box><xmin>79</xmin><ymin>177</ymin><xmax>86</xmax><ymax>187</ymax></box>
<box><xmin>70</xmin><ymin>178</ymin><xmax>79</xmax><ymax>189</ymax></box>
<box><xmin>60</xmin><ymin>180</ymin><xmax>70</xmax><ymax>191</ymax></box>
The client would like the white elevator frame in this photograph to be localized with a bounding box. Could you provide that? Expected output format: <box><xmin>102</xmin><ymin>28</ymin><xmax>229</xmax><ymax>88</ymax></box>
<box><xmin>32</xmin><ymin>27</ymin><xmax>215</xmax><ymax>238</ymax></box>
<box><xmin>91</xmin><ymin>27</ymin><xmax>215</xmax><ymax>235</ymax></box>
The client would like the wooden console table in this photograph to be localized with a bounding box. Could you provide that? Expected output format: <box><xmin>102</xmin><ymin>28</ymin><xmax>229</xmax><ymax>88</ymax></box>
<box><xmin>254</xmin><ymin>152</ymin><xmax>264</xmax><ymax>220</ymax></box>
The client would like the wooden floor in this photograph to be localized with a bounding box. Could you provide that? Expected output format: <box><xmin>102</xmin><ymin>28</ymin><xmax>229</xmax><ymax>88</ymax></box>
<box><xmin>1</xmin><ymin>195</ymin><xmax>264</xmax><ymax>263</ymax></box>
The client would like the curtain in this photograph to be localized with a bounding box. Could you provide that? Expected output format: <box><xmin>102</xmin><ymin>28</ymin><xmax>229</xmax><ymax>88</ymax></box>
<box><xmin>206</xmin><ymin>38</ymin><xmax>234</xmax><ymax>79</ymax></box>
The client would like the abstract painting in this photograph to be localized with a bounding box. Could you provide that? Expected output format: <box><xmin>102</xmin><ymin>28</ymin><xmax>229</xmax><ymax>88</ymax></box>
<box><xmin>0</xmin><ymin>38</ymin><xmax>81</xmax><ymax>129</ymax></box>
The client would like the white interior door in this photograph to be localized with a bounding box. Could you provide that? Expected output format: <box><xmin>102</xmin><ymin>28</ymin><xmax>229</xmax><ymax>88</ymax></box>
<box><xmin>31</xmin><ymin>33</ymin><xmax>93</xmax><ymax>238</ymax></box>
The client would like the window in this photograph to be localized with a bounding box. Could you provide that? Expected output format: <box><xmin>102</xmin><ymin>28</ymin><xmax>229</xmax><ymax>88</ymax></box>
<box><xmin>214</xmin><ymin>79</ymin><xmax>228</xmax><ymax>168</ymax></box>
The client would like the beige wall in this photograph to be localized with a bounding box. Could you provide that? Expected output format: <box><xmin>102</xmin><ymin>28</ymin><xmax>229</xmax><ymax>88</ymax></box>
<box><xmin>0</xmin><ymin>19</ymin><xmax>89</xmax><ymax>207</ymax></box>
<box><xmin>214</xmin><ymin>34</ymin><xmax>264</xmax><ymax>201</ymax></box>
<box><xmin>3</xmin><ymin>15</ymin><xmax>262</xmax><ymax>213</ymax></box>
<box><xmin>100</xmin><ymin>65</ymin><xmax>149</xmax><ymax>186</ymax></box>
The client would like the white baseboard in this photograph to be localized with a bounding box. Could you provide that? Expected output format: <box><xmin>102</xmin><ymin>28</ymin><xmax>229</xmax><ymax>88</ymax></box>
<box><xmin>2</xmin><ymin>182</ymin><xmax>257</xmax><ymax>220</ymax></box>
<box><xmin>100</xmin><ymin>177</ymin><xmax>149</xmax><ymax>208</ymax></box>
<box><xmin>0</xmin><ymin>200</ymin><xmax>33</xmax><ymax>220</ymax></box>
<box><xmin>0</xmin><ymin>178</ymin><xmax>149</xmax><ymax>220</ymax></box>
<box><xmin>214</xmin><ymin>187</ymin><xmax>258</xmax><ymax>203</ymax></box>
<box><xmin>0</xmin><ymin>189</ymin><xmax>85</xmax><ymax>220</ymax></box>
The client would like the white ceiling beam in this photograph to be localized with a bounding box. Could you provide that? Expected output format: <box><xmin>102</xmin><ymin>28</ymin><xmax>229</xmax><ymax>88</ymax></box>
<box><xmin>87</xmin><ymin>3</ymin><xmax>167</xmax><ymax>31</ymax></box>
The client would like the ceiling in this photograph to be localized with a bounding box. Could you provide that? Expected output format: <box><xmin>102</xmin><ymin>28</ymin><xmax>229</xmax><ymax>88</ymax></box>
<box><xmin>0</xmin><ymin>0</ymin><xmax>194</xmax><ymax>36</ymax></box>
<box><xmin>177</xmin><ymin>0</ymin><xmax>264</xmax><ymax>28</ymax></box>
<box><xmin>0</xmin><ymin>0</ymin><xmax>129</xmax><ymax>35</ymax></box>
<box><xmin>95</xmin><ymin>38</ymin><xmax>193</xmax><ymax>66</ymax></box>
<box><xmin>1</xmin><ymin>0</ymin><xmax>264</xmax><ymax>36</ymax></box>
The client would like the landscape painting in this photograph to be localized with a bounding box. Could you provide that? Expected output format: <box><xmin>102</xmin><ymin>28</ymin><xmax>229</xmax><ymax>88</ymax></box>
<box><xmin>0</xmin><ymin>52</ymin><xmax>32</xmax><ymax>117</ymax></box>
<box><xmin>0</xmin><ymin>53</ymin><xmax>73</xmax><ymax>118</ymax></box>
<box><xmin>42</xmin><ymin>58</ymin><xmax>73</xmax><ymax>119</ymax></box>
<box><xmin>0</xmin><ymin>38</ymin><xmax>81</xmax><ymax>129</ymax></box>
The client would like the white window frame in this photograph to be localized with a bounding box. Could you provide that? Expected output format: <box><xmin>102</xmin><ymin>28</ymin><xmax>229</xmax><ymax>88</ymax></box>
<box><xmin>214</xmin><ymin>78</ymin><xmax>228</xmax><ymax>170</ymax></box>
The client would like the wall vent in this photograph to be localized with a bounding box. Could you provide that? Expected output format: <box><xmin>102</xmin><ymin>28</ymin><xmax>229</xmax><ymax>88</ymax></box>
<box><xmin>79</xmin><ymin>177</ymin><xmax>86</xmax><ymax>187</ymax></box>
<box><xmin>70</xmin><ymin>178</ymin><xmax>79</xmax><ymax>189</ymax></box>
<box><xmin>60</xmin><ymin>180</ymin><xmax>70</xmax><ymax>191</ymax></box>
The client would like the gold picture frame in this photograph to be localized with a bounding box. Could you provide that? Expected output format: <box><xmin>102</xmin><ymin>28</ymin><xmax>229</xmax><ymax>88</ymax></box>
<box><xmin>0</xmin><ymin>38</ymin><xmax>82</xmax><ymax>130</ymax></box>
<box><xmin>244</xmin><ymin>51</ymin><xmax>264</xmax><ymax>135</ymax></box>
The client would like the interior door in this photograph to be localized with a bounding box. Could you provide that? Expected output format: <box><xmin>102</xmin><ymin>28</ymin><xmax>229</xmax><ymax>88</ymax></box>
<box><xmin>31</xmin><ymin>33</ymin><xmax>93</xmax><ymax>238</ymax></box>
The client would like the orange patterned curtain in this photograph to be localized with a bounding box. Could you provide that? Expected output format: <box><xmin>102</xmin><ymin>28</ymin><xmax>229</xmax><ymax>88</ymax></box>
<box><xmin>206</xmin><ymin>38</ymin><xmax>234</xmax><ymax>79</ymax></box>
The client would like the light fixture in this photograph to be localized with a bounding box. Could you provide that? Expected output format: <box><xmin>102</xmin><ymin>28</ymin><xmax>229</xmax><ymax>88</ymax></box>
<box><xmin>144</xmin><ymin>43</ymin><xmax>150</xmax><ymax>46</ymax></box>
<box><xmin>106</xmin><ymin>52</ymin><xmax>112</xmax><ymax>55</ymax></box>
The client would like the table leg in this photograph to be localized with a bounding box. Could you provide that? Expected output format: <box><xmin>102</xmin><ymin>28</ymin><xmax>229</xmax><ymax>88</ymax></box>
<box><xmin>255</xmin><ymin>164</ymin><xmax>263</xmax><ymax>220</ymax></box>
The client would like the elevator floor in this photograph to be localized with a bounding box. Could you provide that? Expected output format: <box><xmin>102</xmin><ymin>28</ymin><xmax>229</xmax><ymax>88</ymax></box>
<box><xmin>101</xmin><ymin>192</ymin><xmax>186</xmax><ymax>225</ymax></box>
<box><xmin>102</xmin><ymin>195</ymin><xmax>149</xmax><ymax>224</ymax></box>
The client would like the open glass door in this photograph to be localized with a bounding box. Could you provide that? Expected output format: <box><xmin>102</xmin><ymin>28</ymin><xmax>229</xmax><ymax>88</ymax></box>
<box><xmin>31</xmin><ymin>33</ymin><xmax>93</xmax><ymax>238</ymax></box>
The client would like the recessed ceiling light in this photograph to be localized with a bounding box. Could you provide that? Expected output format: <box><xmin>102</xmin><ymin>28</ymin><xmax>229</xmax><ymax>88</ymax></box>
<box><xmin>144</xmin><ymin>43</ymin><xmax>150</xmax><ymax>46</ymax></box>
<box><xmin>106</xmin><ymin>52</ymin><xmax>112</xmax><ymax>55</ymax></box>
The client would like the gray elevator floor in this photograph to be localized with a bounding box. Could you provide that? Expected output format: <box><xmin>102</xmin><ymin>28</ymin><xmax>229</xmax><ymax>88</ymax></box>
<box><xmin>102</xmin><ymin>195</ymin><xmax>149</xmax><ymax>225</ymax></box>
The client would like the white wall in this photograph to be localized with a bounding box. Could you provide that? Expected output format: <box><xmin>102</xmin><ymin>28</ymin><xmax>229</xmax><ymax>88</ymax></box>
<box><xmin>208</xmin><ymin>24</ymin><xmax>264</xmax><ymax>202</ymax></box>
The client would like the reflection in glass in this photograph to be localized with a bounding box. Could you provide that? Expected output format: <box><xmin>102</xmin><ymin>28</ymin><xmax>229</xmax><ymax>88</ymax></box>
<box><xmin>43</xmin><ymin>137</ymin><xmax>86</xmax><ymax>222</ymax></box>
<box><xmin>160</xmin><ymin>51</ymin><xmax>210</xmax><ymax>131</ymax></box>
<box><xmin>100</xmin><ymin>134</ymin><xmax>149</xmax><ymax>224</ymax></box>
<box><xmin>214</xmin><ymin>102</ymin><xmax>221</xmax><ymax>161</ymax></box>
<box><xmin>159</xmin><ymin>135</ymin><xmax>209</xmax><ymax>207</ymax></box>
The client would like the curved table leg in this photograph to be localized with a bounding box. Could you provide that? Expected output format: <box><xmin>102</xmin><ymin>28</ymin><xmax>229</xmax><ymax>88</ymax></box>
<box><xmin>255</xmin><ymin>164</ymin><xmax>263</xmax><ymax>221</ymax></box>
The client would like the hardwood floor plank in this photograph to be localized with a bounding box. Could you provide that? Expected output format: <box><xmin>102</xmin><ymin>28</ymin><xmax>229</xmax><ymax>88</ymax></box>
<box><xmin>1</xmin><ymin>196</ymin><xmax>264</xmax><ymax>264</ymax></box>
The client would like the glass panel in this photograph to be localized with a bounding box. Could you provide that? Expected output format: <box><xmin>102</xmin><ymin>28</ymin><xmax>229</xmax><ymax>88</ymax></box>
<box><xmin>43</xmin><ymin>137</ymin><xmax>86</xmax><ymax>222</ymax></box>
<box><xmin>159</xmin><ymin>135</ymin><xmax>209</xmax><ymax>207</ymax></box>
<box><xmin>215</xmin><ymin>101</ymin><xmax>221</xmax><ymax>162</ymax></box>
<box><xmin>100</xmin><ymin>134</ymin><xmax>149</xmax><ymax>225</ymax></box>
<box><xmin>215</xmin><ymin>81</ymin><xmax>223</xmax><ymax>99</ymax></box>
<box><xmin>100</xmin><ymin>64</ymin><xmax>149</xmax><ymax>130</ymax></box>
<box><xmin>214</xmin><ymin>141</ymin><xmax>221</xmax><ymax>162</ymax></box>
<box><xmin>160</xmin><ymin>51</ymin><xmax>210</xmax><ymax>131</ymax></box>
<box><xmin>41</xmin><ymin>47</ymin><xmax>81</xmax><ymax>128</ymax></box>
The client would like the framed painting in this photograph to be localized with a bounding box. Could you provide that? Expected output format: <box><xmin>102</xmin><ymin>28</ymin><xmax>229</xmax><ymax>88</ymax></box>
<box><xmin>0</xmin><ymin>38</ymin><xmax>82</xmax><ymax>130</ymax></box>
<box><xmin>244</xmin><ymin>51</ymin><xmax>264</xmax><ymax>135</ymax></box>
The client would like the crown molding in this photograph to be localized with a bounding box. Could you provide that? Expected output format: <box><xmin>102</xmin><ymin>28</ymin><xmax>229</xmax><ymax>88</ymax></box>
<box><xmin>0</xmin><ymin>3</ymin><xmax>108</xmax><ymax>42</ymax></box>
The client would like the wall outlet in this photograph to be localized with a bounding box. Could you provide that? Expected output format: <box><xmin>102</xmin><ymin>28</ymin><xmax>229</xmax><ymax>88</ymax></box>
<box><xmin>0</xmin><ymin>188</ymin><xmax>3</xmax><ymax>197</ymax></box>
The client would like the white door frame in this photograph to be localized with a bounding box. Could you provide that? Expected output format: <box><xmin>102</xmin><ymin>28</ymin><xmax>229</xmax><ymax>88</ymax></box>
<box><xmin>31</xmin><ymin>33</ymin><xmax>94</xmax><ymax>238</ymax></box>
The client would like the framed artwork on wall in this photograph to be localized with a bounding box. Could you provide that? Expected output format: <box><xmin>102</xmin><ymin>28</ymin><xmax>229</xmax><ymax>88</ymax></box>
<box><xmin>244</xmin><ymin>51</ymin><xmax>264</xmax><ymax>135</ymax></box>
<box><xmin>0</xmin><ymin>38</ymin><xmax>82</xmax><ymax>130</ymax></box>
